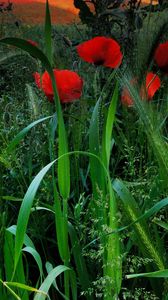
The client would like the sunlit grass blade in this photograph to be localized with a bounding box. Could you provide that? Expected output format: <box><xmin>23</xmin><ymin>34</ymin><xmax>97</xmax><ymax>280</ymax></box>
<box><xmin>0</xmin><ymin>279</ymin><xmax>21</xmax><ymax>300</ymax></box>
<box><xmin>34</xmin><ymin>265</ymin><xmax>70</xmax><ymax>300</ymax></box>
<box><xmin>4</xmin><ymin>282</ymin><xmax>47</xmax><ymax>296</ymax></box>
<box><xmin>126</xmin><ymin>269</ymin><xmax>168</xmax><ymax>279</ymax></box>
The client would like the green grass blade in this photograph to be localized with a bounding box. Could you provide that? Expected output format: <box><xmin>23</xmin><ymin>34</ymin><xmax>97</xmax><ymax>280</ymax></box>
<box><xmin>45</xmin><ymin>0</ymin><xmax>52</xmax><ymax>65</ymax></box>
<box><xmin>7</xmin><ymin>225</ymin><xmax>35</xmax><ymax>249</ymax></box>
<box><xmin>13</xmin><ymin>159</ymin><xmax>56</xmax><ymax>274</ymax></box>
<box><xmin>69</xmin><ymin>270</ymin><xmax>77</xmax><ymax>300</ymax></box>
<box><xmin>45</xmin><ymin>262</ymin><xmax>68</xmax><ymax>300</ymax></box>
<box><xmin>5</xmin><ymin>282</ymin><xmax>47</xmax><ymax>295</ymax></box>
<box><xmin>102</xmin><ymin>82</ymin><xmax>118</xmax><ymax>168</ymax></box>
<box><xmin>89</xmin><ymin>98</ymin><xmax>105</xmax><ymax>193</ymax></box>
<box><xmin>153</xmin><ymin>219</ymin><xmax>168</xmax><ymax>231</ymax></box>
<box><xmin>4</xmin><ymin>231</ymin><xmax>15</xmax><ymax>281</ymax></box>
<box><xmin>0</xmin><ymin>38</ymin><xmax>51</xmax><ymax>69</ymax></box>
<box><xmin>4</xmin><ymin>230</ymin><xmax>29</xmax><ymax>299</ymax></box>
<box><xmin>126</xmin><ymin>269</ymin><xmax>168</xmax><ymax>279</ymax></box>
<box><xmin>6</xmin><ymin>116</ymin><xmax>52</xmax><ymax>153</ymax></box>
<box><xmin>34</xmin><ymin>265</ymin><xmax>70</xmax><ymax>300</ymax></box>
<box><xmin>22</xmin><ymin>247</ymin><xmax>43</xmax><ymax>283</ymax></box>
<box><xmin>0</xmin><ymin>279</ymin><xmax>21</xmax><ymax>300</ymax></box>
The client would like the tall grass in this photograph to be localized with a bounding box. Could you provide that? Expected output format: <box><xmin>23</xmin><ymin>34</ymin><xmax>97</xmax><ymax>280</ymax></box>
<box><xmin>0</xmin><ymin>1</ymin><xmax>168</xmax><ymax>299</ymax></box>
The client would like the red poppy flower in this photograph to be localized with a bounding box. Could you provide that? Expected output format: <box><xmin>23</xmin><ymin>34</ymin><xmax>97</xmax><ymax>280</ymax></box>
<box><xmin>34</xmin><ymin>69</ymin><xmax>83</xmax><ymax>103</ymax></box>
<box><xmin>27</xmin><ymin>39</ymin><xmax>38</xmax><ymax>47</ymax></box>
<box><xmin>154</xmin><ymin>41</ymin><xmax>168</xmax><ymax>74</ymax></box>
<box><xmin>121</xmin><ymin>72</ymin><xmax>161</xmax><ymax>106</ymax></box>
<box><xmin>145</xmin><ymin>72</ymin><xmax>161</xmax><ymax>99</ymax></box>
<box><xmin>76</xmin><ymin>36</ymin><xmax>123</xmax><ymax>68</ymax></box>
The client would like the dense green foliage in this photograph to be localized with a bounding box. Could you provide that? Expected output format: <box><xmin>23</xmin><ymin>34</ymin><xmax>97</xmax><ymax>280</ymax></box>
<box><xmin>0</xmin><ymin>1</ymin><xmax>168</xmax><ymax>299</ymax></box>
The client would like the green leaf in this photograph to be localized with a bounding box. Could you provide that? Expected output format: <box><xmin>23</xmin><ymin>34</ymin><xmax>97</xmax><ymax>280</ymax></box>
<box><xmin>0</xmin><ymin>279</ymin><xmax>21</xmax><ymax>300</ymax></box>
<box><xmin>153</xmin><ymin>219</ymin><xmax>168</xmax><ymax>231</ymax></box>
<box><xmin>89</xmin><ymin>97</ymin><xmax>104</xmax><ymax>193</ymax></box>
<box><xmin>22</xmin><ymin>247</ymin><xmax>43</xmax><ymax>282</ymax></box>
<box><xmin>102</xmin><ymin>83</ymin><xmax>118</xmax><ymax>168</ymax></box>
<box><xmin>34</xmin><ymin>265</ymin><xmax>70</xmax><ymax>300</ymax></box>
<box><xmin>45</xmin><ymin>0</ymin><xmax>52</xmax><ymax>65</ymax></box>
<box><xmin>13</xmin><ymin>159</ymin><xmax>57</xmax><ymax>273</ymax></box>
<box><xmin>6</xmin><ymin>116</ymin><xmax>52</xmax><ymax>153</ymax></box>
<box><xmin>5</xmin><ymin>282</ymin><xmax>47</xmax><ymax>295</ymax></box>
<box><xmin>2</xmin><ymin>196</ymin><xmax>23</xmax><ymax>202</ymax></box>
<box><xmin>7</xmin><ymin>225</ymin><xmax>35</xmax><ymax>249</ymax></box>
<box><xmin>126</xmin><ymin>269</ymin><xmax>168</xmax><ymax>279</ymax></box>
<box><xmin>45</xmin><ymin>262</ymin><xmax>69</xmax><ymax>300</ymax></box>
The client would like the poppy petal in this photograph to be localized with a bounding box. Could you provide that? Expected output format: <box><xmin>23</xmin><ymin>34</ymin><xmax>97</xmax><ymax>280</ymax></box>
<box><xmin>54</xmin><ymin>70</ymin><xmax>83</xmax><ymax>103</ymax></box>
<box><xmin>146</xmin><ymin>72</ymin><xmax>161</xmax><ymax>100</ymax></box>
<box><xmin>77</xmin><ymin>36</ymin><xmax>123</xmax><ymax>68</ymax></box>
<box><xmin>121</xmin><ymin>73</ymin><xmax>161</xmax><ymax>107</ymax></box>
<box><xmin>154</xmin><ymin>41</ymin><xmax>168</xmax><ymax>74</ymax></box>
<box><xmin>34</xmin><ymin>69</ymin><xmax>83</xmax><ymax>103</ymax></box>
<box><xmin>42</xmin><ymin>71</ymin><xmax>54</xmax><ymax>101</ymax></box>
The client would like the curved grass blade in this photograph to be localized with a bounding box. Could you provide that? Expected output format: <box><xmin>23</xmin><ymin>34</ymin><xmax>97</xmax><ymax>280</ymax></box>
<box><xmin>4</xmin><ymin>282</ymin><xmax>47</xmax><ymax>296</ymax></box>
<box><xmin>7</xmin><ymin>225</ymin><xmax>35</xmax><ymax>249</ymax></box>
<box><xmin>153</xmin><ymin>219</ymin><xmax>168</xmax><ymax>231</ymax></box>
<box><xmin>13</xmin><ymin>159</ymin><xmax>56</xmax><ymax>274</ymax></box>
<box><xmin>34</xmin><ymin>265</ymin><xmax>70</xmax><ymax>300</ymax></box>
<box><xmin>12</xmin><ymin>150</ymin><xmax>108</xmax><ymax>277</ymax></box>
<box><xmin>126</xmin><ymin>269</ymin><xmax>168</xmax><ymax>279</ymax></box>
<box><xmin>6</xmin><ymin>116</ymin><xmax>52</xmax><ymax>153</ymax></box>
<box><xmin>0</xmin><ymin>37</ymin><xmax>70</xmax><ymax>199</ymax></box>
<box><xmin>45</xmin><ymin>262</ymin><xmax>69</xmax><ymax>300</ymax></box>
<box><xmin>22</xmin><ymin>247</ymin><xmax>43</xmax><ymax>283</ymax></box>
<box><xmin>0</xmin><ymin>279</ymin><xmax>21</xmax><ymax>300</ymax></box>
